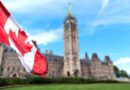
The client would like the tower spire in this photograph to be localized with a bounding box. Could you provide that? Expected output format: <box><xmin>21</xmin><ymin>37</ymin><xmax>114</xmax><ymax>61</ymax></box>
<box><xmin>67</xmin><ymin>2</ymin><xmax>73</xmax><ymax>17</ymax></box>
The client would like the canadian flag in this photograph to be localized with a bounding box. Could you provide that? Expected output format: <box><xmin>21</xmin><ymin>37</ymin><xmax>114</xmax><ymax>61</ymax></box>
<box><xmin>0</xmin><ymin>1</ymin><xmax>48</xmax><ymax>76</ymax></box>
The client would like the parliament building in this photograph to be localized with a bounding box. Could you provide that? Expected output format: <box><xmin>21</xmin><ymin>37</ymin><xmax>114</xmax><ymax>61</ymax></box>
<box><xmin>0</xmin><ymin>6</ymin><xmax>115</xmax><ymax>80</ymax></box>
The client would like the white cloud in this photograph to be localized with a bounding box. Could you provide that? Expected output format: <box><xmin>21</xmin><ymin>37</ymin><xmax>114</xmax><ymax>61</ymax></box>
<box><xmin>2</xmin><ymin>0</ymin><xmax>53</xmax><ymax>13</ymax></box>
<box><xmin>114</xmin><ymin>57</ymin><xmax>130</xmax><ymax>65</ymax></box>
<box><xmin>2</xmin><ymin>0</ymin><xmax>69</xmax><ymax>14</ymax></box>
<box><xmin>114</xmin><ymin>57</ymin><xmax>130</xmax><ymax>75</ymax></box>
<box><xmin>29</xmin><ymin>28</ymin><xmax>63</xmax><ymax>46</ymax></box>
<box><xmin>90</xmin><ymin>0</ymin><xmax>130</xmax><ymax>34</ymax></box>
<box><xmin>101</xmin><ymin>0</ymin><xmax>109</xmax><ymax>10</ymax></box>
<box><xmin>102</xmin><ymin>0</ymin><xmax>130</xmax><ymax>24</ymax></box>
<box><xmin>93</xmin><ymin>15</ymin><xmax>130</xmax><ymax>27</ymax></box>
<box><xmin>99</xmin><ymin>0</ymin><xmax>109</xmax><ymax>14</ymax></box>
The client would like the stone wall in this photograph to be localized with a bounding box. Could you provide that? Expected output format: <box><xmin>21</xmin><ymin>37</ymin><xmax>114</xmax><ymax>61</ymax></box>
<box><xmin>0</xmin><ymin>45</ymin><xmax>27</xmax><ymax>78</ymax></box>
<box><xmin>0</xmin><ymin>44</ymin><xmax>4</xmax><ymax>71</ymax></box>
<box><xmin>80</xmin><ymin>53</ymin><xmax>115</xmax><ymax>80</ymax></box>
<box><xmin>44</xmin><ymin>51</ymin><xmax>64</xmax><ymax>78</ymax></box>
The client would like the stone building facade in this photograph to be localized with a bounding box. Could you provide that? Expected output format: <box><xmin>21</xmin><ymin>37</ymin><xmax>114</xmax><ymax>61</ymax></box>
<box><xmin>0</xmin><ymin>44</ymin><xmax>115</xmax><ymax>80</ymax></box>
<box><xmin>45</xmin><ymin>50</ymin><xmax>115</xmax><ymax>80</ymax></box>
<box><xmin>81</xmin><ymin>53</ymin><xmax>115</xmax><ymax>79</ymax></box>
<box><xmin>0</xmin><ymin>6</ymin><xmax>115</xmax><ymax>80</ymax></box>
<box><xmin>0</xmin><ymin>43</ymin><xmax>27</xmax><ymax>78</ymax></box>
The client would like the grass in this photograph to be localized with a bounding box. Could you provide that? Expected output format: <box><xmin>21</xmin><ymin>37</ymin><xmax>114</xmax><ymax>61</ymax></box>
<box><xmin>1</xmin><ymin>83</ymin><xmax>130</xmax><ymax>90</ymax></box>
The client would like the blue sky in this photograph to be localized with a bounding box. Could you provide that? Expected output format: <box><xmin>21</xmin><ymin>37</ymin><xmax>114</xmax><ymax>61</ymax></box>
<box><xmin>2</xmin><ymin>0</ymin><xmax>130</xmax><ymax>74</ymax></box>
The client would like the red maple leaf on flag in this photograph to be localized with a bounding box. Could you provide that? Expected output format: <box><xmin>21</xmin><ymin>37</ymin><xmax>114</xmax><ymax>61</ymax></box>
<box><xmin>9</xmin><ymin>29</ymin><xmax>33</xmax><ymax>56</ymax></box>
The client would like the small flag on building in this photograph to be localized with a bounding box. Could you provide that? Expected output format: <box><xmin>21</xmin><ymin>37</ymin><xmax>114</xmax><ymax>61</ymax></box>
<box><xmin>0</xmin><ymin>1</ymin><xmax>48</xmax><ymax>76</ymax></box>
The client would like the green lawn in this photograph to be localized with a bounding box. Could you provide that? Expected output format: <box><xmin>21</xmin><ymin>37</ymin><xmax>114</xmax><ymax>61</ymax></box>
<box><xmin>1</xmin><ymin>83</ymin><xmax>130</xmax><ymax>90</ymax></box>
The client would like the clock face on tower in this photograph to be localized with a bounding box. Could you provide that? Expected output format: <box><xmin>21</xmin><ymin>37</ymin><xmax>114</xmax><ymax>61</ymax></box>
<box><xmin>71</xmin><ymin>19</ymin><xmax>75</xmax><ymax>23</ymax></box>
<box><xmin>65</xmin><ymin>18</ymin><xmax>76</xmax><ymax>24</ymax></box>
<box><xmin>66</xmin><ymin>20</ymin><xmax>70</xmax><ymax>24</ymax></box>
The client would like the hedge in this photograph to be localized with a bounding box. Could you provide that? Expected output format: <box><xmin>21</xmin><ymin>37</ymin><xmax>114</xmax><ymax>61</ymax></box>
<box><xmin>0</xmin><ymin>77</ymin><xmax>121</xmax><ymax>86</ymax></box>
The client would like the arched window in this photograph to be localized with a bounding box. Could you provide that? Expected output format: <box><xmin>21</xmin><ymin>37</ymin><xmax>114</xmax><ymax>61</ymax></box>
<box><xmin>52</xmin><ymin>71</ymin><xmax>55</xmax><ymax>78</ymax></box>
<box><xmin>13</xmin><ymin>74</ymin><xmax>17</xmax><ymax>78</ymax></box>
<box><xmin>67</xmin><ymin>71</ymin><xmax>70</xmax><ymax>77</ymax></box>
<box><xmin>7</xmin><ymin>67</ymin><xmax>10</xmax><ymax>71</ymax></box>
<box><xmin>74</xmin><ymin>69</ymin><xmax>79</xmax><ymax>77</ymax></box>
<box><xmin>1</xmin><ymin>67</ymin><xmax>3</xmax><ymax>72</ymax></box>
<box><xmin>4</xmin><ymin>48</ymin><xmax>8</xmax><ymax>52</ymax></box>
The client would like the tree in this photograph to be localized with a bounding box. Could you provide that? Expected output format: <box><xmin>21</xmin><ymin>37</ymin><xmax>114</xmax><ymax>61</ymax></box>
<box><xmin>114</xmin><ymin>65</ymin><xmax>129</xmax><ymax>78</ymax></box>
<box><xmin>113</xmin><ymin>65</ymin><xmax>120</xmax><ymax>77</ymax></box>
<box><xmin>120</xmin><ymin>70</ymin><xmax>129</xmax><ymax>78</ymax></box>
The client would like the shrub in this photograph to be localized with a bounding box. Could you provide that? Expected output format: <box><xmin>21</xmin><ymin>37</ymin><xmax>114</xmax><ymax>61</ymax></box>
<box><xmin>0</xmin><ymin>77</ymin><xmax>121</xmax><ymax>86</ymax></box>
<box><xmin>0</xmin><ymin>78</ymin><xmax>28</xmax><ymax>86</ymax></box>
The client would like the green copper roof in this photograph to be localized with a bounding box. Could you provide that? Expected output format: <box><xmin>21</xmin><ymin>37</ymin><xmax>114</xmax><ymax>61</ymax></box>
<box><xmin>67</xmin><ymin>2</ymin><xmax>73</xmax><ymax>17</ymax></box>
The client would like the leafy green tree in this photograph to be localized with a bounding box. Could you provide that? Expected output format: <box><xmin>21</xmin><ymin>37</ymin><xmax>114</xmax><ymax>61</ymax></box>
<box><xmin>120</xmin><ymin>70</ymin><xmax>129</xmax><ymax>78</ymax></box>
<box><xmin>114</xmin><ymin>65</ymin><xmax>129</xmax><ymax>78</ymax></box>
<box><xmin>113</xmin><ymin>65</ymin><xmax>120</xmax><ymax>77</ymax></box>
